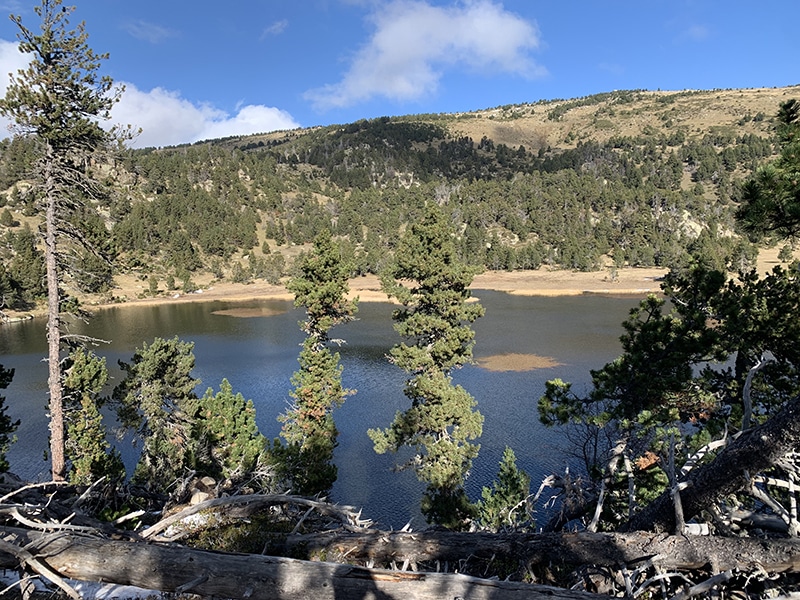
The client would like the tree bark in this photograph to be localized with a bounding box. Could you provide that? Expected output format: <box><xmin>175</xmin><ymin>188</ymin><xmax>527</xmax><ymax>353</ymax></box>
<box><xmin>44</xmin><ymin>147</ymin><xmax>65</xmax><ymax>482</ymax></box>
<box><xmin>275</xmin><ymin>529</ymin><xmax>800</xmax><ymax>574</ymax></box>
<box><xmin>623</xmin><ymin>393</ymin><xmax>800</xmax><ymax>533</ymax></box>
<box><xmin>4</xmin><ymin>525</ymin><xmax>800</xmax><ymax>598</ymax></box>
<box><xmin>0</xmin><ymin>528</ymin><xmax>608</xmax><ymax>600</ymax></box>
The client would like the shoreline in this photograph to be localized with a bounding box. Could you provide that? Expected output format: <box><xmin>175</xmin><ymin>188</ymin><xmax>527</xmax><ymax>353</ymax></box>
<box><xmin>87</xmin><ymin>266</ymin><xmax>670</xmax><ymax>312</ymax></box>
<box><xmin>2</xmin><ymin>267</ymin><xmax>670</xmax><ymax>321</ymax></box>
<box><xmin>5</xmin><ymin>247</ymin><xmax>786</xmax><ymax>319</ymax></box>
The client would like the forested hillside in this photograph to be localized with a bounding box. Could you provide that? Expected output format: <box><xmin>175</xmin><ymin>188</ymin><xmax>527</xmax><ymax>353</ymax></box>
<box><xmin>0</xmin><ymin>86</ymin><xmax>797</xmax><ymax>310</ymax></box>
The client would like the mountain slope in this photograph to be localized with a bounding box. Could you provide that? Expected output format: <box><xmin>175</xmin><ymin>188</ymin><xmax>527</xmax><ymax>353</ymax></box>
<box><xmin>1</xmin><ymin>86</ymin><xmax>798</xmax><ymax>308</ymax></box>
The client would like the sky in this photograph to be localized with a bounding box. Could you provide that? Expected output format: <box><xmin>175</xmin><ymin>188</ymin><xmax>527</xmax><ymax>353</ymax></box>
<box><xmin>0</xmin><ymin>0</ymin><xmax>795</xmax><ymax>148</ymax></box>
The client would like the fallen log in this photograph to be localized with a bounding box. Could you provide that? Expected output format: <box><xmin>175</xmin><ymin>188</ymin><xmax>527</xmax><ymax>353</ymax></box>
<box><xmin>0</xmin><ymin>527</ymin><xmax>608</xmax><ymax>600</ymax></box>
<box><xmin>4</xmin><ymin>525</ymin><xmax>800</xmax><ymax>599</ymax></box>
<box><xmin>276</xmin><ymin>529</ymin><xmax>800</xmax><ymax>574</ymax></box>
<box><xmin>142</xmin><ymin>493</ymin><xmax>373</xmax><ymax>541</ymax></box>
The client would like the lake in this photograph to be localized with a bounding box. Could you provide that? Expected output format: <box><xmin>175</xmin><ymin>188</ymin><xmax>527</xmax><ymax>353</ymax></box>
<box><xmin>0</xmin><ymin>290</ymin><xmax>639</xmax><ymax>528</ymax></box>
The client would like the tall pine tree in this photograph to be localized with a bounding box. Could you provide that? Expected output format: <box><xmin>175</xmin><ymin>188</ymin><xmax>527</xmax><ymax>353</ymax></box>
<box><xmin>278</xmin><ymin>230</ymin><xmax>357</xmax><ymax>495</ymax></box>
<box><xmin>62</xmin><ymin>348</ymin><xmax>124</xmax><ymax>485</ymax></box>
<box><xmin>113</xmin><ymin>337</ymin><xmax>199</xmax><ymax>492</ymax></box>
<box><xmin>0</xmin><ymin>0</ymin><xmax>123</xmax><ymax>480</ymax></box>
<box><xmin>369</xmin><ymin>204</ymin><xmax>484</xmax><ymax>528</ymax></box>
<box><xmin>194</xmin><ymin>379</ymin><xmax>267</xmax><ymax>486</ymax></box>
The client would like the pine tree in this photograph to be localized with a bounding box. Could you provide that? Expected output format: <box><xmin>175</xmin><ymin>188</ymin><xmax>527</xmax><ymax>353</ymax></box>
<box><xmin>113</xmin><ymin>337</ymin><xmax>199</xmax><ymax>491</ymax></box>
<box><xmin>62</xmin><ymin>348</ymin><xmax>124</xmax><ymax>485</ymax></box>
<box><xmin>279</xmin><ymin>230</ymin><xmax>357</xmax><ymax>495</ymax></box>
<box><xmin>0</xmin><ymin>208</ymin><xmax>16</xmax><ymax>227</ymax></box>
<box><xmin>0</xmin><ymin>266</ymin><xmax>16</xmax><ymax>313</ymax></box>
<box><xmin>7</xmin><ymin>224</ymin><xmax>45</xmax><ymax>309</ymax></box>
<box><xmin>476</xmin><ymin>447</ymin><xmax>532</xmax><ymax>532</ymax></box>
<box><xmin>0</xmin><ymin>0</ymin><xmax>123</xmax><ymax>480</ymax></box>
<box><xmin>369</xmin><ymin>204</ymin><xmax>484</xmax><ymax>528</ymax></box>
<box><xmin>538</xmin><ymin>262</ymin><xmax>800</xmax><ymax>529</ymax></box>
<box><xmin>737</xmin><ymin>99</ymin><xmax>800</xmax><ymax>241</ymax></box>
<box><xmin>194</xmin><ymin>379</ymin><xmax>267</xmax><ymax>485</ymax></box>
<box><xmin>0</xmin><ymin>365</ymin><xmax>19</xmax><ymax>475</ymax></box>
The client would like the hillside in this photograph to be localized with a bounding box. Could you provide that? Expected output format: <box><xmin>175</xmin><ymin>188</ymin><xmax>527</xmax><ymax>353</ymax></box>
<box><xmin>449</xmin><ymin>87</ymin><xmax>793</xmax><ymax>150</ymax></box>
<box><xmin>237</xmin><ymin>87</ymin><xmax>794</xmax><ymax>151</ymax></box>
<box><xmin>1</xmin><ymin>85</ymin><xmax>799</xmax><ymax>310</ymax></box>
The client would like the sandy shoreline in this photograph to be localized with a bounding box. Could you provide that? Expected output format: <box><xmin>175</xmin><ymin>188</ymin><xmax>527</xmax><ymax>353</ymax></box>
<box><xmin>82</xmin><ymin>266</ymin><xmax>670</xmax><ymax>313</ymax></box>
<box><xmin>470</xmin><ymin>267</ymin><xmax>667</xmax><ymax>297</ymax></box>
<box><xmin>6</xmin><ymin>246</ymin><xmax>784</xmax><ymax>318</ymax></box>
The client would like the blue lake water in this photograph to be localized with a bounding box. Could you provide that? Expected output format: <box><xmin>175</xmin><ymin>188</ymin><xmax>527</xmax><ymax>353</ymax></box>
<box><xmin>0</xmin><ymin>290</ymin><xmax>640</xmax><ymax>528</ymax></box>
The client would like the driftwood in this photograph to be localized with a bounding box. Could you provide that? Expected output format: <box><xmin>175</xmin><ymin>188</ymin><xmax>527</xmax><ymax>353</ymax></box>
<box><xmin>2</xmin><ymin>390</ymin><xmax>800</xmax><ymax>597</ymax></box>
<box><xmin>141</xmin><ymin>493</ymin><xmax>800</xmax><ymax>576</ymax></box>
<box><xmin>0</xmin><ymin>490</ymin><xmax>800</xmax><ymax>598</ymax></box>
<box><xmin>0</xmin><ymin>527</ymin><xmax>608</xmax><ymax>600</ymax></box>
<box><xmin>623</xmin><ymin>393</ymin><xmax>800</xmax><ymax>533</ymax></box>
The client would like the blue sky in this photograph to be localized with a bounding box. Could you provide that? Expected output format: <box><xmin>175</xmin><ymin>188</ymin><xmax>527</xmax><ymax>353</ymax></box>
<box><xmin>0</xmin><ymin>0</ymin><xmax>796</xmax><ymax>147</ymax></box>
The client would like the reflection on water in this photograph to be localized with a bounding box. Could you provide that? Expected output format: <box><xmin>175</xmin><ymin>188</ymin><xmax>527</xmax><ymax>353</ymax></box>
<box><xmin>212</xmin><ymin>307</ymin><xmax>289</xmax><ymax>318</ymax></box>
<box><xmin>0</xmin><ymin>291</ymin><xmax>637</xmax><ymax>528</ymax></box>
<box><xmin>477</xmin><ymin>353</ymin><xmax>563</xmax><ymax>372</ymax></box>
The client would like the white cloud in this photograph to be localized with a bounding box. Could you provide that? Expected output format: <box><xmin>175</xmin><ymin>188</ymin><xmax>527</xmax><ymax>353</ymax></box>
<box><xmin>0</xmin><ymin>38</ymin><xmax>28</xmax><ymax>95</ymax></box>
<box><xmin>0</xmin><ymin>38</ymin><xmax>31</xmax><ymax>135</ymax></box>
<box><xmin>305</xmin><ymin>0</ymin><xmax>544</xmax><ymax>110</ymax></box>
<box><xmin>122</xmin><ymin>20</ymin><xmax>177</xmax><ymax>44</ymax></box>
<box><xmin>260</xmin><ymin>19</ymin><xmax>288</xmax><ymax>39</ymax></box>
<box><xmin>111</xmin><ymin>83</ymin><xmax>301</xmax><ymax>148</ymax></box>
<box><xmin>0</xmin><ymin>39</ymin><xmax>300</xmax><ymax>147</ymax></box>
<box><xmin>683</xmin><ymin>24</ymin><xmax>710</xmax><ymax>42</ymax></box>
<box><xmin>666</xmin><ymin>13</ymin><xmax>712</xmax><ymax>45</ymax></box>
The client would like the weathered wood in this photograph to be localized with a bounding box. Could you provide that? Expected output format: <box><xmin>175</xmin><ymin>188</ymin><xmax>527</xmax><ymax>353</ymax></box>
<box><xmin>623</xmin><ymin>394</ymin><xmax>800</xmax><ymax>533</ymax></box>
<box><xmin>0</xmin><ymin>537</ymin><xmax>80</xmax><ymax>599</ymax></box>
<box><xmin>277</xmin><ymin>529</ymin><xmax>800</xmax><ymax>574</ymax></box>
<box><xmin>0</xmin><ymin>528</ymin><xmax>608</xmax><ymax>600</ymax></box>
<box><xmin>4</xmin><ymin>525</ymin><xmax>800</xmax><ymax>599</ymax></box>
<box><xmin>143</xmin><ymin>493</ymin><xmax>372</xmax><ymax>541</ymax></box>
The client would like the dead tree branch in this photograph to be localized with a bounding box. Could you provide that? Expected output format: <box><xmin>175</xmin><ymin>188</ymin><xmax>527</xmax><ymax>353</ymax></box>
<box><xmin>622</xmin><ymin>393</ymin><xmax>800</xmax><ymax>533</ymax></box>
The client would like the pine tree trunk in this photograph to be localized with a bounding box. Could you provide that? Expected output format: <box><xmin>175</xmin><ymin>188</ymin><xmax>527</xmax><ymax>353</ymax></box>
<box><xmin>44</xmin><ymin>148</ymin><xmax>65</xmax><ymax>482</ymax></box>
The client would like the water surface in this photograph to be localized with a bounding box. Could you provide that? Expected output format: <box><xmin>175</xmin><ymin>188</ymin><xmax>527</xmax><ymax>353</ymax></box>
<box><xmin>0</xmin><ymin>291</ymin><xmax>638</xmax><ymax>528</ymax></box>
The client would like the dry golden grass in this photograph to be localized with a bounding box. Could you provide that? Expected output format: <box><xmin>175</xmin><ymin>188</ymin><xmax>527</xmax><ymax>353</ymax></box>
<box><xmin>449</xmin><ymin>87</ymin><xmax>800</xmax><ymax>151</ymax></box>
